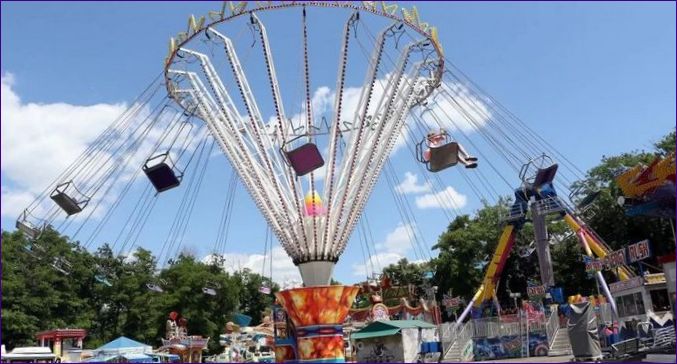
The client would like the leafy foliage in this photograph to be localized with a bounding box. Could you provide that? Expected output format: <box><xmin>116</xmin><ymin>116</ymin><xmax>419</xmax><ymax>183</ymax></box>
<box><xmin>1</xmin><ymin>229</ymin><xmax>277</xmax><ymax>352</ymax></box>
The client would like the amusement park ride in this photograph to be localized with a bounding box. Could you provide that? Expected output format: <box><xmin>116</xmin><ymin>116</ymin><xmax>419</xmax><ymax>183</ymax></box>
<box><xmin>455</xmin><ymin>155</ymin><xmax>634</xmax><ymax>325</ymax></box>
<box><xmin>11</xmin><ymin>1</ymin><xmax>675</xmax><ymax>363</ymax></box>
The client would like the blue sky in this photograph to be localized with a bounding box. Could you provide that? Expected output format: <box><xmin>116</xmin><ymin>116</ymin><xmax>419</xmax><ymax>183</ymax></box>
<box><xmin>1</xmin><ymin>1</ymin><xmax>675</xmax><ymax>284</ymax></box>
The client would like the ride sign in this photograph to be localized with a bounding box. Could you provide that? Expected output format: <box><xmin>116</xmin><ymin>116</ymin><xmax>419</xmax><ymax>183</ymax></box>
<box><xmin>609</xmin><ymin>276</ymin><xmax>644</xmax><ymax>293</ymax></box>
<box><xmin>584</xmin><ymin>256</ymin><xmax>603</xmax><ymax>273</ymax></box>
<box><xmin>527</xmin><ymin>285</ymin><xmax>547</xmax><ymax>298</ymax></box>
<box><xmin>627</xmin><ymin>239</ymin><xmax>651</xmax><ymax>263</ymax></box>
<box><xmin>602</xmin><ymin>249</ymin><xmax>627</xmax><ymax>270</ymax></box>
<box><xmin>442</xmin><ymin>294</ymin><xmax>461</xmax><ymax>308</ymax></box>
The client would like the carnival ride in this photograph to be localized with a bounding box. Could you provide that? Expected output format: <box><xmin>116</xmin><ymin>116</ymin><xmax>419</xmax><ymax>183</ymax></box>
<box><xmin>456</xmin><ymin>154</ymin><xmax>638</xmax><ymax>324</ymax></box>
<box><xmin>460</xmin><ymin>152</ymin><xmax>677</xmax><ymax>323</ymax></box>
<box><xmin>616</xmin><ymin>153</ymin><xmax>676</xmax><ymax>219</ymax></box>
<box><xmin>10</xmin><ymin>1</ymin><xmax>658</xmax><ymax>363</ymax></box>
<box><xmin>211</xmin><ymin>315</ymin><xmax>275</xmax><ymax>363</ymax></box>
<box><xmin>348</xmin><ymin>271</ymin><xmax>442</xmax><ymax>324</ymax></box>
<box><xmin>161</xmin><ymin>311</ymin><xmax>210</xmax><ymax>363</ymax></box>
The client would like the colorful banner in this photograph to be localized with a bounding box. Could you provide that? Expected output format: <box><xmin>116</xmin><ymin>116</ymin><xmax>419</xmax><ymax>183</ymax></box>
<box><xmin>527</xmin><ymin>285</ymin><xmax>547</xmax><ymax>298</ymax></box>
<box><xmin>442</xmin><ymin>294</ymin><xmax>461</xmax><ymax>308</ymax></box>
<box><xmin>583</xmin><ymin>247</ymin><xmax>628</xmax><ymax>274</ymax></box>
<box><xmin>584</xmin><ymin>256</ymin><xmax>604</xmax><ymax>273</ymax></box>
<box><xmin>603</xmin><ymin>249</ymin><xmax>627</xmax><ymax>270</ymax></box>
<box><xmin>472</xmin><ymin>331</ymin><xmax>549</xmax><ymax>360</ymax></box>
<box><xmin>609</xmin><ymin>276</ymin><xmax>644</xmax><ymax>293</ymax></box>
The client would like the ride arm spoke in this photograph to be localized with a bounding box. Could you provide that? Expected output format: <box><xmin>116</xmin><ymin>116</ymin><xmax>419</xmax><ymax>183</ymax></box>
<box><xmin>334</xmin><ymin>43</ymin><xmax>420</xmax><ymax>247</ymax></box>
<box><xmin>321</xmin><ymin>11</ymin><xmax>358</xmax><ymax>260</ymax></box>
<box><xmin>172</xmin><ymin>72</ymin><xmax>297</xmax><ymax>251</ymax></box>
<box><xmin>335</xmin><ymin>72</ymin><xmax>423</xmax><ymax>257</ymax></box>
<box><xmin>327</xmin><ymin>20</ymin><xmax>390</xmax><ymax>258</ymax></box>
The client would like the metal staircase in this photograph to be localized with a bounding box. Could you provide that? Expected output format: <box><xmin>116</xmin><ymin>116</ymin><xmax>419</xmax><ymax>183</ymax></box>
<box><xmin>548</xmin><ymin>327</ymin><xmax>572</xmax><ymax>356</ymax></box>
<box><xmin>442</xmin><ymin>321</ymin><xmax>473</xmax><ymax>362</ymax></box>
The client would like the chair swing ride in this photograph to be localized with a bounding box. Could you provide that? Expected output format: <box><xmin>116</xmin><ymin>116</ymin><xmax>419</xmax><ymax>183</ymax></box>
<box><xmin>12</xmin><ymin>2</ymin><xmax>644</xmax><ymax>361</ymax></box>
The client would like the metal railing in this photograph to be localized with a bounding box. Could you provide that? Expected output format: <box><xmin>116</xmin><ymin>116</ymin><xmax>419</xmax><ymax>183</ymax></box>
<box><xmin>472</xmin><ymin>317</ymin><xmax>521</xmax><ymax>338</ymax></box>
<box><xmin>595</xmin><ymin>303</ymin><xmax>615</xmax><ymax>324</ymax></box>
<box><xmin>652</xmin><ymin>326</ymin><xmax>676</xmax><ymax>348</ymax></box>
<box><xmin>455</xmin><ymin>321</ymin><xmax>474</xmax><ymax>360</ymax></box>
<box><xmin>545</xmin><ymin>305</ymin><xmax>560</xmax><ymax>347</ymax></box>
<box><xmin>533</xmin><ymin>196</ymin><xmax>565</xmax><ymax>215</ymax></box>
<box><xmin>440</xmin><ymin>322</ymin><xmax>455</xmax><ymax>354</ymax></box>
<box><xmin>441</xmin><ymin>320</ymin><xmax>474</xmax><ymax>360</ymax></box>
<box><xmin>502</xmin><ymin>203</ymin><xmax>526</xmax><ymax>223</ymax></box>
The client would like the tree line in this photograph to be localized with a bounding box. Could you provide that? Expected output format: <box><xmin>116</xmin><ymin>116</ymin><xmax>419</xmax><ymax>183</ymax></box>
<box><xmin>1</xmin><ymin>229</ymin><xmax>276</xmax><ymax>353</ymax></box>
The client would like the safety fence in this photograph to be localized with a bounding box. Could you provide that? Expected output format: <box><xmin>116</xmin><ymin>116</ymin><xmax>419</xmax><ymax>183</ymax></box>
<box><xmin>545</xmin><ymin>305</ymin><xmax>560</xmax><ymax>346</ymax></box>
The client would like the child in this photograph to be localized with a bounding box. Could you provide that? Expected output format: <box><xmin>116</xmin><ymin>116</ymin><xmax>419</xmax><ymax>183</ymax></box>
<box><xmin>423</xmin><ymin>130</ymin><xmax>478</xmax><ymax>169</ymax></box>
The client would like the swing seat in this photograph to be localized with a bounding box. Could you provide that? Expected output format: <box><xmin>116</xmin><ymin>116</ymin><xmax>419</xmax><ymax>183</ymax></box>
<box><xmin>284</xmin><ymin>142</ymin><xmax>324</xmax><ymax>177</ymax></box>
<box><xmin>259</xmin><ymin>285</ymin><xmax>271</xmax><ymax>295</ymax></box>
<box><xmin>95</xmin><ymin>274</ymin><xmax>113</xmax><ymax>287</ymax></box>
<box><xmin>24</xmin><ymin>242</ymin><xmax>45</xmax><ymax>258</ymax></box>
<box><xmin>533</xmin><ymin>164</ymin><xmax>558</xmax><ymax>186</ymax></box>
<box><xmin>428</xmin><ymin>142</ymin><xmax>459</xmax><ymax>172</ymax></box>
<box><xmin>52</xmin><ymin>258</ymin><xmax>72</xmax><ymax>275</ymax></box>
<box><xmin>144</xmin><ymin>153</ymin><xmax>183</xmax><ymax>193</ymax></box>
<box><xmin>576</xmin><ymin>191</ymin><xmax>601</xmax><ymax>210</ymax></box>
<box><xmin>146</xmin><ymin>283</ymin><xmax>164</xmax><ymax>293</ymax></box>
<box><xmin>16</xmin><ymin>220</ymin><xmax>41</xmax><ymax>240</ymax></box>
<box><xmin>202</xmin><ymin>287</ymin><xmax>217</xmax><ymax>296</ymax></box>
<box><xmin>51</xmin><ymin>192</ymin><xmax>83</xmax><ymax>216</ymax></box>
<box><xmin>232</xmin><ymin>313</ymin><xmax>252</xmax><ymax>327</ymax></box>
<box><xmin>51</xmin><ymin>182</ymin><xmax>89</xmax><ymax>216</ymax></box>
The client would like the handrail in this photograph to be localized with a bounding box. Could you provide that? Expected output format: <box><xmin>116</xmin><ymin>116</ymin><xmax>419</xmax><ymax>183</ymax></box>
<box><xmin>455</xmin><ymin>321</ymin><xmax>473</xmax><ymax>359</ymax></box>
<box><xmin>441</xmin><ymin>320</ymin><xmax>473</xmax><ymax>360</ymax></box>
<box><xmin>546</xmin><ymin>304</ymin><xmax>559</xmax><ymax>347</ymax></box>
<box><xmin>440</xmin><ymin>322</ymin><xmax>458</xmax><ymax>358</ymax></box>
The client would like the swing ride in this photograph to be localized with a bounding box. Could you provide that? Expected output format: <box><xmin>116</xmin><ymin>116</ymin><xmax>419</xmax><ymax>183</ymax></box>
<box><xmin>11</xmin><ymin>1</ymin><xmax>667</xmax><ymax>363</ymax></box>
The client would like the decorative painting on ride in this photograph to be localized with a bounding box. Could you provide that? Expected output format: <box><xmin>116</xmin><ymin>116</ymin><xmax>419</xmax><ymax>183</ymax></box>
<box><xmin>616</xmin><ymin>153</ymin><xmax>676</xmax><ymax>218</ymax></box>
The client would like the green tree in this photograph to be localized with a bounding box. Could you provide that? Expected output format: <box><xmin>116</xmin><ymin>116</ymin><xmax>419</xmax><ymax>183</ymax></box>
<box><xmin>232</xmin><ymin>268</ymin><xmax>277</xmax><ymax>326</ymax></box>
<box><xmin>1</xmin><ymin>229</ymin><xmax>96</xmax><ymax>348</ymax></box>
<box><xmin>574</xmin><ymin>129</ymin><xmax>675</xmax><ymax>257</ymax></box>
<box><xmin>1</xmin><ymin>228</ymin><xmax>278</xmax><ymax>354</ymax></box>
<box><xmin>158</xmin><ymin>254</ymin><xmax>240</xmax><ymax>353</ymax></box>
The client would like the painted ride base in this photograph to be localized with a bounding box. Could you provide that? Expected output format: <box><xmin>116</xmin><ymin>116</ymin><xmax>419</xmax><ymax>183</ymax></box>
<box><xmin>275</xmin><ymin>285</ymin><xmax>359</xmax><ymax>363</ymax></box>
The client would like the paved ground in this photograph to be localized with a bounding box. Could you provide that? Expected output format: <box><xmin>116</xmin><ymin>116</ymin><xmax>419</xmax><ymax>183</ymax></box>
<box><xmin>465</xmin><ymin>353</ymin><xmax>675</xmax><ymax>363</ymax></box>
<box><xmin>470</xmin><ymin>355</ymin><xmax>571</xmax><ymax>363</ymax></box>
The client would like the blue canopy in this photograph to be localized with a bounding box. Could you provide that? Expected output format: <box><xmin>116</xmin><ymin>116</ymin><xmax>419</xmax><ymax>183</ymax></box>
<box><xmin>86</xmin><ymin>353</ymin><xmax>153</xmax><ymax>363</ymax></box>
<box><xmin>98</xmin><ymin>336</ymin><xmax>151</xmax><ymax>351</ymax></box>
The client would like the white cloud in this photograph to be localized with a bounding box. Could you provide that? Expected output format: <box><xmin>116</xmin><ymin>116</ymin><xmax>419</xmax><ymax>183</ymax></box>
<box><xmin>311</xmin><ymin>86</ymin><xmax>333</xmax><ymax>115</ymax></box>
<box><xmin>352</xmin><ymin>223</ymin><xmax>420</xmax><ymax>277</ymax></box>
<box><xmin>375</xmin><ymin>223</ymin><xmax>416</xmax><ymax>255</ymax></box>
<box><xmin>202</xmin><ymin>245</ymin><xmax>301</xmax><ymax>284</ymax></box>
<box><xmin>352</xmin><ymin>252</ymin><xmax>403</xmax><ymax>278</ymax></box>
<box><xmin>417</xmin><ymin>82</ymin><xmax>492</xmax><ymax>134</ymax></box>
<box><xmin>415</xmin><ymin>186</ymin><xmax>467</xmax><ymax>211</ymax></box>
<box><xmin>0</xmin><ymin>186</ymin><xmax>37</xmax><ymax>219</ymax></box>
<box><xmin>394</xmin><ymin>172</ymin><xmax>431</xmax><ymax>194</ymax></box>
<box><xmin>1</xmin><ymin>73</ymin><xmax>127</xmax><ymax>218</ymax></box>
